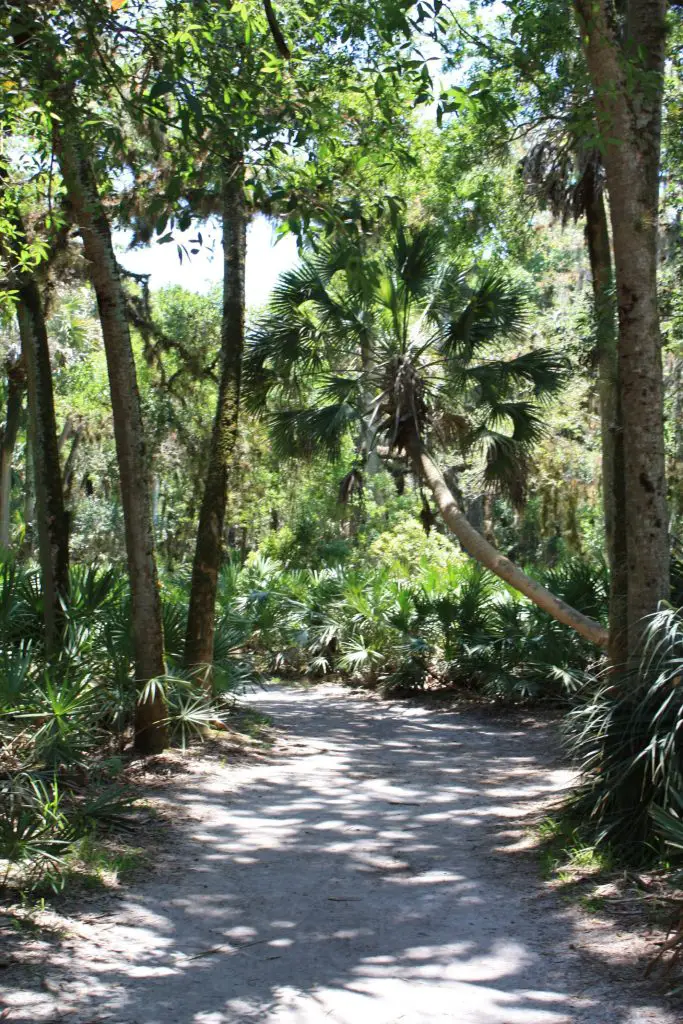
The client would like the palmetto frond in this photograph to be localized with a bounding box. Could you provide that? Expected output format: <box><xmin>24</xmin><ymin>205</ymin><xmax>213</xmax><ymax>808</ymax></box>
<box><xmin>480</xmin><ymin>432</ymin><xmax>532</xmax><ymax>509</ymax></box>
<box><xmin>474</xmin><ymin>402</ymin><xmax>546</xmax><ymax>507</ymax></box>
<box><xmin>268</xmin><ymin>402</ymin><xmax>359</xmax><ymax>460</ymax></box>
<box><xmin>267</xmin><ymin>239</ymin><xmax>352</xmax><ymax>314</ymax></box>
<box><xmin>244</xmin><ymin>241</ymin><xmax>371</xmax><ymax>410</ymax></box>
<box><xmin>317</xmin><ymin>373</ymin><xmax>362</xmax><ymax>405</ymax></box>
<box><xmin>391</xmin><ymin>224</ymin><xmax>444</xmax><ymax>302</ymax></box>
<box><xmin>243</xmin><ymin>312</ymin><xmax>324</xmax><ymax>407</ymax></box>
<box><xmin>441</xmin><ymin>274</ymin><xmax>529</xmax><ymax>363</ymax></box>
<box><xmin>484</xmin><ymin>401</ymin><xmax>546</xmax><ymax>446</ymax></box>
<box><xmin>463</xmin><ymin>350</ymin><xmax>568</xmax><ymax>404</ymax></box>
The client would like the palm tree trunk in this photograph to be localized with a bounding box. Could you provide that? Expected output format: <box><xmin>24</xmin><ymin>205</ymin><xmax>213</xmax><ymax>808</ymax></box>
<box><xmin>405</xmin><ymin>429</ymin><xmax>609</xmax><ymax>648</ymax></box>
<box><xmin>15</xmin><ymin>283</ymin><xmax>70</xmax><ymax>651</ymax></box>
<box><xmin>575</xmin><ymin>0</ymin><xmax>669</xmax><ymax>655</ymax></box>
<box><xmin>52</xmin><ymin>112</ymin><xmax>168</xmax><ymax>753</ymax></box>
<box><xmin>185</xmin><ymin>158</ymin><xmax>246</xmax><ymax>681</ymax></box>
<box><xmin>583</xmin><ymin>173</ymin><xmax>629</xmax><ymax>666</ymax></box>
<box><xmin>0</xmin><ymin>353</ymin><xmax>26</xmax><ymax>551</ymax></box>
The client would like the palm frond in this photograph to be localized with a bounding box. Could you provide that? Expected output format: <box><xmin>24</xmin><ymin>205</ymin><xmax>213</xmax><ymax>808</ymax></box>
<box><xmin>268</xmin><ymin>403</ymin><xmax>358</xmax><ymax>460</ymax></box>
<box><xmin>243</xmin><ymin>312</ymin><xmax>323</xmax><ymax>409</ymax></box>
<box><xmin>317</xmin><ymin>373</ymin><xmax>362</xmax><ymax>405</ymax></box>
<box><xmin>500</xmin><ymin>350</ymin><xmax>569</xmax><ymax>397</ymax></box>
<box><xmin>484</xmin><ymin>401</ymin><xmax>546</xmax><ymax>446</ymax></box>
<box><xmin>481</xmin><ymin>431</ymin><xmax>532</xmax><ymax>508</ymax></box>
<box><xmin>267</xmin><ymin>239</ymin><xmax>349</xmax><ymax>313</ymax></box>
<box><xmin>391</xmin><ymin>224</ymin><xmax>444</xmax><ymax>300</ymax></box>
<box><xmin>464</xmin><ymin>350</ymin><xmax>568</xmax><ymax>404</ymax></box>
<box><xmin>442</xmin><ymin>274</ymin><xmax>529</xmax><ymax>361</ymax></box>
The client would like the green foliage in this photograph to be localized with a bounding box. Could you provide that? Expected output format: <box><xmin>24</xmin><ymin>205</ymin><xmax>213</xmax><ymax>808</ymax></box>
<box><xmin>564</xmin><ymin>607</ymin><xmax>683</xmax><ymax>863</ymax></box>
<box><xmin>213</xmin><ymin>525</ymin><xmax>605</xmax><ymax>703</ymax></box>
<box><xmin>407</xmin><ymin>556</ymin><xmax>606</xmax><ymax>701</ymax></box>
<box><xmin>367</xmin><ymin>517</ymin><xmax>464</xmax><ymax>573</ymax></box>
<box><xmin>2</xmin><ymin>0</ymin><xmax>680</xmax><ymax>909</ymax></box>
<box><xmin>0</xmin><ymin>560</ymin><xmax>255</xmax><ymax>890</ymax></box>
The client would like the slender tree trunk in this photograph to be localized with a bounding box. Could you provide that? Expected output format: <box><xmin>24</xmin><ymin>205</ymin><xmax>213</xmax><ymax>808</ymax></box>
<box><xmin>15</xmin><ymin>283</ymin><xmax>70</xmax><ymax>650</ymax></box>
<box><xmin>574</xmin><ymin>0</ymin><xmax>669</xmax><ymax>655</ymax></box>
<box><xmin>62</xmin><ymin>426</ymin><xmax>83</xmax><ymax>505</ymax></box>
<box><xmin>185</xmin><ymin>158</ymin><xmax>246</xmax><ymax>681</ymax></box>
<box><xmin>0</xmin><ymin>353</ymin><xmax>26</xmax><ymax>551</ymax></box>
<box><xmin>52</xmin><ymin>112</ymin><xmax>168</xmax><ymax>753</ymax></box>
<box><xmin>23</xmin><ymin>424</ymin><xmax>34</xmax><ymax>557</ymax></box>
<box><xmin>405</xmin><ymin>429</ymin><xmax>609</xmax><ymax>648</ymax></box>
<box><xmin>0</xmin><ymin>171</ymin><xmax>69</xmax><ymax>644</ymax></box>
<box><xmin>583</xmin><ymin>172</ymin><xmax>629</xmax><ymax>665</ymax></box>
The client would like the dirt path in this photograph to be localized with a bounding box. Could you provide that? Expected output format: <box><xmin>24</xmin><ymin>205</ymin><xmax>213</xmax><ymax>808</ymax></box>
<box><xmin>1</xmin><ymin>683</ymin><xmax>678</xmax><ymax>1023</ymax></box>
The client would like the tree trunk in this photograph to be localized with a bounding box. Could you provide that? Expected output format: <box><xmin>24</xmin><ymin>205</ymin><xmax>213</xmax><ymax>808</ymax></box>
<box><xmin>0</xmin><ymin>352</ymin><xmax>26</xmax><ymax>551</ymax></box>
<box><xmin>574</xmin><ymin>0</ymin><xmax>669</xmax><ymax>655</ymax></box>
<box><xmin>185</xmin><ymin>158</ymin><xmax>246</xmax><ymax>682</ymax></box>
<box><xmin>15</xmin><ymin>283</ymin><xmax>70</xmax><ymax>650</ymax></box>
<box><xmin>405</xmin><ymin>429</ymin><xmax>609</xmax><ymax>648</ymax></box>
<box><xmin>583</xmin><ymin>171</ymin><xmax>629</xmax><ymax>666</ymax></box>
<box><xmin>52</xmin><ymin>112</ymin><xmax>168</xmax><ymax>753</ymax></box>
<box><xmin>0</xmin><ymin>172</ymin><xmax>69</xmax><ymax>646</ymax></box>
<box><xmin>23</xmin><ymin>424</ymin><xmax>34</xmax><ymax>557</ymax></box>
<box><xmin>62</xmin><ymin>425</ymin><xmax>83</xmax><ymax>505</ymax></box>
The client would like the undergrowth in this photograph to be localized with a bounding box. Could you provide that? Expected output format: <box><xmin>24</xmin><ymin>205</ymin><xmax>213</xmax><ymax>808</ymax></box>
<box><xmin>0</xmin><ymin>561</ymin><xmax>256</xmax><ymax>893</ymax></box>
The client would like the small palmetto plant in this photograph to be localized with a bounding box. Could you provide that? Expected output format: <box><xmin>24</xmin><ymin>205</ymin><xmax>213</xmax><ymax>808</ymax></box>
<box><xmin>137</xmin><ymin>673</ymin><xmax>239</xmax><ymax>749</ymax></box>
<box><xmin>0</xmin><ymin>560</ymin><xmax>255</xmax><ymax>890</ymax></box>
<box><xmin>565</xmin><ymin>605</ymin><xmax>683</xmax><ymax>861</ymax></box>
<box><xmin>0</xmin><ymin>775</ymin><xmax>71</xmax><ymax>890</ymax></box>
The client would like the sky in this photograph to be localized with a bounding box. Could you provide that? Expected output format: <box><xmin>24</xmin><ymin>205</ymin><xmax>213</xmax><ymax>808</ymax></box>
<box><xmin>114</xmin><ymin>214</ymin><xmax>299</xmax><ymax>309</ymax></box>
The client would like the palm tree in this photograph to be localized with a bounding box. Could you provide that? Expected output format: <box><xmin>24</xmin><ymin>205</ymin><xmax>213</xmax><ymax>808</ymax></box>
<box><xmin>245</xmin><ymin>224</ymin><xmax>608</xmax><ymax>647</ymax></box>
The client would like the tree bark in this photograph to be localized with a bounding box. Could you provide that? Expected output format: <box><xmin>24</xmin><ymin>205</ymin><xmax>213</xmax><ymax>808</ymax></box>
<box><xmin>185</xmin><ymin>158</ymin><xmax>246</xmax><ymax>681</ymax></box>
<box><xmin>574</xmin><ymin>0</ymin><xmax>669</xmax><ymax>655</ymax></box>
<box><xmin>405</xmin><ymin>429</ymin><xmax>609</xmax><ymax>648</ymax></box>
<box><xmin>52</xmin><ymin>112</ymin><xmax>168</xmax><ymax>753</ymax></box>
<box><xmin>583</xmin><ymin>172</ymin><xmax>629</xmax><ymax>665</ymax></box>
<box><xmin>0</xmin><ymin>352</ymin><xmax>26</xmax><ymax>551</ymax></box>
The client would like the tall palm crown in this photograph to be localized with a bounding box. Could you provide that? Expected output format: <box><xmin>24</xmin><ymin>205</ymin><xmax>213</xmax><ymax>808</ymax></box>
<box><xmin>245</xmin><ymin>224</ymin><xmax>567</xmax><ymax>505</ymax></box>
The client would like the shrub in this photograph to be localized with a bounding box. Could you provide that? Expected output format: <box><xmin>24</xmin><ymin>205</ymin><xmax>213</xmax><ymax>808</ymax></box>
<box><xmin>223</xmin><ymin>545</ymin><xmax>606</xmax><ymax>702</ymax></box>
<box><xmin>0</xmin><ymin>561</ymin><xmax>255</xmax><ymax>890</ymax></box>
<box><xmin>367</xmin><ymin>519</ymin><xmax>464</xmax><ymax>577</ymax></box>
<box><xmin>564</xmin><ymin>606</ymin><xmax>683</xmax><ymax>863</ymax></box>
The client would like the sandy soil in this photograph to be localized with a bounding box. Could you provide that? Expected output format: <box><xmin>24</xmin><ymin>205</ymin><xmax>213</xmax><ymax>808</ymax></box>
<box><xmin>0</xmin><ymin>682</ymin><xmax>679</xmax><ymax>1023</ymax></box>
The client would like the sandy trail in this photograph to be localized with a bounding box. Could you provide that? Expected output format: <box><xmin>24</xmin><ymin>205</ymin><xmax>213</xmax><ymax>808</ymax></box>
<box><xmin>1</xmin><ymin>683</ymin><xmax>677</xmax><ymax>1023</ymax></box>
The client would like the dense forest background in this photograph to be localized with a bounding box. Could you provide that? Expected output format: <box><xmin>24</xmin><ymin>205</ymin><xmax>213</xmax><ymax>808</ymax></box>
<box><xmin>2</xmin><ymin>0</ymin><xmax>683</xmax><ymax>891</ymax></box>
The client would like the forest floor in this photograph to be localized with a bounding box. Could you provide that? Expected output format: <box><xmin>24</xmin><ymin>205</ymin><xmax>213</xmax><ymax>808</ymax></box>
<box><xmin>1</xmin><ymin>681</ymin><xmax>681</xmax><ymax>1024</ymax></box>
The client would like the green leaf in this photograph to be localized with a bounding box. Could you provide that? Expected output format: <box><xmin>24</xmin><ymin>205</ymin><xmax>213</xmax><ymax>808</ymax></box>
<box><xmin>149</xmin><ymin>78</ymin><xmax>174</xmax><ymax>101</ymax></box>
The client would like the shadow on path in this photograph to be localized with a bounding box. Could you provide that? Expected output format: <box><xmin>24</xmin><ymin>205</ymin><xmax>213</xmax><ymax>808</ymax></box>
<box><xmin>0</xmin><ymin>684</ymin><xmax>674</xmax><ymax>1023</ymax></box>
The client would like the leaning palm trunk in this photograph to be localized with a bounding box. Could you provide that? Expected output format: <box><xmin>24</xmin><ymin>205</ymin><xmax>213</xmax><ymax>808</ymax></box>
<box><xmin>0</xmin><ymin>351</ymin><xmax>26</xmax><ymax>550</ymax></box>
<box><xmin>52</xmin><ymin>111</ymin><xmax>168</xmax><ymax>753</ymax></box>
<box><xmin>405</xmin><ymin>429</ymin><xmax>609</xmax><ymax>648</ymax></box>
<box><xmin>185</xmin><ymin>158</ymin><xmax>246</xmax><ymax>682</ymax></box>
<box><xmin>583</xmin><ymin>176</ymin><xmax>628</xmax><ymax>665</ymax></box>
